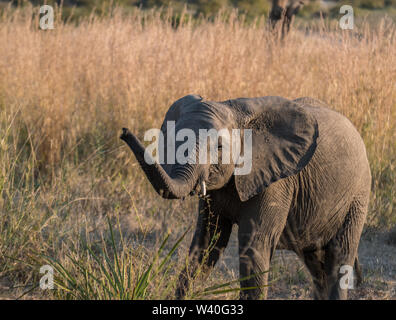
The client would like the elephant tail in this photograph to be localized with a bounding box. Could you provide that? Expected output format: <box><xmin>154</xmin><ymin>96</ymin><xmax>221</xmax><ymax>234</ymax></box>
<box><xmin>354</xmin><ymin>257</ymin><xmax>363</xmax><ymax>287</ymax></box>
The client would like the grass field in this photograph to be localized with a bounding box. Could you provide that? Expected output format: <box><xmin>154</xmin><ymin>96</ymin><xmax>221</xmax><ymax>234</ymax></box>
<box><xmin>0</xmin><ymin>5</ymin><xmax>395</xmax><ymax>299</ymax></box>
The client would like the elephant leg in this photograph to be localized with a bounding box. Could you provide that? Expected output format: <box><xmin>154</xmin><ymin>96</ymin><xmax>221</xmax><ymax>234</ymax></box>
<box><xmin>302</xmin><ymin>249</ymin><xmax>328</xmax><ymax>300</ymax></box>
<box><xmin>323</xmin><ymin>198</ymin><xmax>368</xmax><ymax>300</ymax></box>
<box><xmin>238</xmin><ymin>184</ymin><xmax>292</xmax><ymax>299</ymax></box>
<box><xmin>238</xmin><ymin>229</ymin><xmax>275</xmax><ymax>300</ymax></box>
<box><xmin>175</xmin><ymin>199</ymin><xmax>233</xmax><ymax>299</ymax></box>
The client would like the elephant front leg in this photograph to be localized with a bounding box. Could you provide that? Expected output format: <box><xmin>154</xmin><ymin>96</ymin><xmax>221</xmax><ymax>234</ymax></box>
<box><xmin>237</xmin><ymin>184</ymin><xmax>292</xmax><ymax>299</ymax></box>
<box><xmin>238</xmin><ymin>230</ymin><xmax>274</xmax><ymax>300</ymax></box>
<box><xmin>175</xmin><ymin>199</ymin><xmax>233</xmax><ymax>299</ymax></box>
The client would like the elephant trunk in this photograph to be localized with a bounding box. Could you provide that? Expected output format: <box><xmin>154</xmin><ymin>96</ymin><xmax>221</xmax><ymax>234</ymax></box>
<box><xmin>120</xmin><ymin>128</ymin><xmax>200</xmax><ymax>199</ymax></box>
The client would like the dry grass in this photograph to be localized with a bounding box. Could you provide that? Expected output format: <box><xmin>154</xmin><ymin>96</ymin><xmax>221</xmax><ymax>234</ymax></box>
<box><xmin>0</xmin><ymin>5</ymin><xmax>395</xmax><ymax>299</ymax></box>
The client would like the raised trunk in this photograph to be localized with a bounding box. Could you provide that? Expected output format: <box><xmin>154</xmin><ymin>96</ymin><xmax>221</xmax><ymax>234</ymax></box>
<box><xmin>120</xmin><ymin>128</ymin><xmax>199</xmax><ymax>199</ymax></box>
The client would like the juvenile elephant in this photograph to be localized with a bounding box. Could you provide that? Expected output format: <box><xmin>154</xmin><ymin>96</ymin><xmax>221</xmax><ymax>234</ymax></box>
<box><xmin>120</xmin><ymin>95</ymin><xmax>371</xmax><ymax>300</ymax></box>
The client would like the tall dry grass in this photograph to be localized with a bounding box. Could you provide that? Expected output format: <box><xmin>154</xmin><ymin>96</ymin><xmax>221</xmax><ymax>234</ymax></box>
<box><xmin>0</xmin><ymin>5</ymin><xmax>395</xmax><ymax>298</ymax></box>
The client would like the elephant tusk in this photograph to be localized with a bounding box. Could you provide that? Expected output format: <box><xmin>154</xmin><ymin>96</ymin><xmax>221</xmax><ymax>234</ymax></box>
<box><xmin>200</xmin><ymin>180</ymin><xmax>206</xmax><ymax>196</ymax></box>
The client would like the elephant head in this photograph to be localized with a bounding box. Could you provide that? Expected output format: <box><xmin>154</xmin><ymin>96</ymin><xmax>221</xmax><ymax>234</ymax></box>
<box><xmin>120</xmin><ymin>94</ymin><xmax>318</xmax><ymax>201</ymax></box>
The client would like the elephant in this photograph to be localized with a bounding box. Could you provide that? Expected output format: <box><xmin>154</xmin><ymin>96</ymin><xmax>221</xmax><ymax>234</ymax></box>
<box><xmin>269</xmin><ymin>0</ymin><xmax>306</xmax><ymax>36</ymax></box>
<box><xmin>120</xmin><ymin>94</ymin><xmax>371</xmax><ymax>300</ymax></box>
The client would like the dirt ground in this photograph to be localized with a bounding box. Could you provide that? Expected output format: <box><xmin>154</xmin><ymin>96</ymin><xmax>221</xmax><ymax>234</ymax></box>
<box><xmin>1</xmin><ymin>230</ymin><xmax>395</xmax><ymax>300</ymax></box>
<box><xmin>217</xmin><ymin>228</ymin><xmax>396</xmax><ymax>300</ymax></box>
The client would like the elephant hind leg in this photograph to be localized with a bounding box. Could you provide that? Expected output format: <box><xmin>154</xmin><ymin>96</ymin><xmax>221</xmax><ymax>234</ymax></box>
<box><xmin>303</xmin><ymin>249</ymin><xmax>362</xmax><ymax>300</ymax></box>
<box><xmin>302</xmin><ymin>249</ymin><xmax>328</xmax><ymax>300</ymax></box>
<box><xmin>323</xmin><ymin>198</ymin><xmax>368</xmax><ymax>299</ymax></box>
<box><xmin>303</xmin><ymin>199</ymin><xmax>367</xmax><ymax>300</ymax></box>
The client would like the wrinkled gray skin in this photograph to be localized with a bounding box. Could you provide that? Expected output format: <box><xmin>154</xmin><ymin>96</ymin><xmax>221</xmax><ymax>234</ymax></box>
<box><xmin>269</xmin><ymin>0</ymin><xmax>306</xmax><ymax>36</ymax></box>
<box><xmin>120</xmin><ymin>95</ymin><xmax>371</xmax><ymax>300</ymax></box>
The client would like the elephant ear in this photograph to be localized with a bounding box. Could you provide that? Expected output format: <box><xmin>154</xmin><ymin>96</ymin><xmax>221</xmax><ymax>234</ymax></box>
<box><xmin>235</xmin><ymin>101</ymin><xmax>318</xmax><ymax>202</ymax></box>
